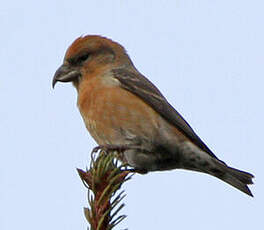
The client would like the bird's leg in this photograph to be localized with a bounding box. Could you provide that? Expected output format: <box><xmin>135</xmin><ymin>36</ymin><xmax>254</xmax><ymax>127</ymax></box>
<box><xmin>92</xmin><ymin>144</ymin><xmax>144</xmax><ymax>153</ymax></box>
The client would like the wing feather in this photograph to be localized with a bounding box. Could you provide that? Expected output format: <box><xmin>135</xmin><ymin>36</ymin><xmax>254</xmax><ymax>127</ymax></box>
<box><xmin>112</xmin><ymin>68</ymin><xmax>219</xmax><ymax>159</ymax></box>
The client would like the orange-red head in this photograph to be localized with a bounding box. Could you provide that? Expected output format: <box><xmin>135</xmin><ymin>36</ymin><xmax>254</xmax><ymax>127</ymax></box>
<box><xmin>52</xmin><ymin>35</ymin><xmax>134</xmax><ymax>89</ymax></box>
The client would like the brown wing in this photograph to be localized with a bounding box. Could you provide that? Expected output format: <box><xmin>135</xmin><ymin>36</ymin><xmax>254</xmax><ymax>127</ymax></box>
<box><xmin>112</xmin><ymin>68</ymin><xmax>219</xmax><ymax>160</ymax></box>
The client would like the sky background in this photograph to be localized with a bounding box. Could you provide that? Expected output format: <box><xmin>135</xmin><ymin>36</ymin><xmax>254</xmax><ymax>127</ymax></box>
<box><xmin>1</xmin><ymin>1</ymin><xmax>263</xmax><ymax>229</ymax></box>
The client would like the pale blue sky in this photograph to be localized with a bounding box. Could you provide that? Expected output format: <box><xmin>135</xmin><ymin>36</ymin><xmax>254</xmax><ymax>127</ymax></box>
<box><xmin>1</xmin><ymin>1</ymin><xmax>263</xmax><ymax>229</ymax></box>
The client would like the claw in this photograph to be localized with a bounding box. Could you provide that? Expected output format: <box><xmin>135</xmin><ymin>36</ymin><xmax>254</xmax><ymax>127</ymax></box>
<box><xmin>92</xmin><ymin>146</ymin><xmax>102</xmax><ymax>153</ymax></box>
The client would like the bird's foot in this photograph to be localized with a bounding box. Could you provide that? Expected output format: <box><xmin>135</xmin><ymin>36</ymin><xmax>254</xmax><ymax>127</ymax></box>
<box><xmin>91</xmin><ymin>145</ymin><xmax>149</xmax><ymax>175</ymax></box>
<box><xmin>92</xmin><ymin>144</ymin><xmax>146</xmax><ymax>154</ymax></box>
<box><xmin>123</xmin><ymin>167</ymin><xmax>149</xmax><ymax>174</ymax></box>
<box><xmin>92</xmin><ymin>144</ymin><xmax>132</xmax><ymax>154</ymax></box>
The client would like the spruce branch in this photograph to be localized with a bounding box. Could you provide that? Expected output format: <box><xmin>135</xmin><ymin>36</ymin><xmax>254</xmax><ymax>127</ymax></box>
<box><xmin>77</xmin><ymin>150</ymin><xmax>133</xmax><ymax>230</ymax></box>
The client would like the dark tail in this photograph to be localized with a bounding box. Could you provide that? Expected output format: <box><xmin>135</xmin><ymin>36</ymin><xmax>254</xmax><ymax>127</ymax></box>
<box><xmin>209</xmin><ymin>161</ymin><xmax>254</xmax><ymax>197</ymax></box>
<box><xmin>179</xmin><ymin>143</ymin><xmax>254</xmax><ymax>196</ymax></box>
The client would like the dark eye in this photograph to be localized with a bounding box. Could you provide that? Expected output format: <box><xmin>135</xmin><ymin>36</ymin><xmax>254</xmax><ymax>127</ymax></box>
<box><xmin>77</xmin><ymin>53</ymin><xmax>90</xmax><ymax>63</ymax></box>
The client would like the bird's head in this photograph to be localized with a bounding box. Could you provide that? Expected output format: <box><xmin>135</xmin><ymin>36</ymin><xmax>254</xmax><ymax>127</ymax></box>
<box><xmin>52</xmin><ymin>35</ymin><xmax>133</xmax><ymax>89</ymax></box>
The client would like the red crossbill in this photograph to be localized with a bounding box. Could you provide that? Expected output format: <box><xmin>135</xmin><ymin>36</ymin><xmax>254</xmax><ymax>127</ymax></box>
<box><xmin>53</xmin><ymin>35</ymin><xmax>254</xmax><ymax>196</ymax></box>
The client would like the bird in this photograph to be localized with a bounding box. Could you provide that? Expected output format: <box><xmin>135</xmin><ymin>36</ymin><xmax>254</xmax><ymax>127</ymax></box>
<box><xmin>53</xmin><ymin>35</ymin><xmax>254</xmax><ymax>196</ymax></box>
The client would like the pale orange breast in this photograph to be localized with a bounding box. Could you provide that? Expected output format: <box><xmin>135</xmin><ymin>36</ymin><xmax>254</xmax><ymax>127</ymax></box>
<box><xmin>77</xmin><ymin>75</ymin><xmax>161</xmax><ymax>145</ymax></box>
